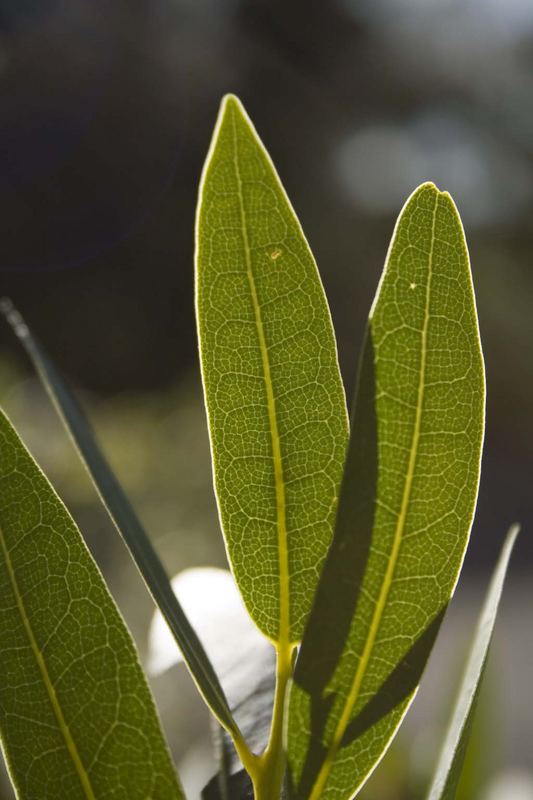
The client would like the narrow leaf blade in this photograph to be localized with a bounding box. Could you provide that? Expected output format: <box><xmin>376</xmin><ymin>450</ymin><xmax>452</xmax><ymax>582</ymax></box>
<box><xmin>195</xmin><ymin>95</ymin><xmax>349</xmax><ymax>642</ymax></box>
<box><xmin>0</xmin><ymin>409</ymin><xmax>183</xmax><ymax>799</ymax></box>
<box><xmin>426</xmin><ymin>524</ymin><xmax>519</xmax><ymax>800</ymax></box>
<box><xmin>149</xmin><ymin>569</ymin><xmax>277</xmax><ymax>800</ymax></box>
<box><xmin>287</xmin><ymin>183</ymin><xmax>485</xmax><ymax>799</ymax></box>
<box><xmin>0</xmin><ymin>299</ymin><xmax>239</xmax><ymax>738</ymax></box>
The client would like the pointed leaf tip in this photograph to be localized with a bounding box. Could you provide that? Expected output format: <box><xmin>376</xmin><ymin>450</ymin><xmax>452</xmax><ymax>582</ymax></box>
<box><xmin>196</xmin><ymin>95</ymin><xmax>349</xmax><ymax>642</ymax></box>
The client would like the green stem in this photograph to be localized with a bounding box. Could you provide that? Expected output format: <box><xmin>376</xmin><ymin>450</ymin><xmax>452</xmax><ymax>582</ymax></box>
<box><xmin>252</xmin><ymin>642</ymin><xmax>295</xmax><ymax>800</ymax></box>
<box><xmin>232</xmin><ymin>731</ymin><xmax>262</xmax><ymax>789</ymax></box>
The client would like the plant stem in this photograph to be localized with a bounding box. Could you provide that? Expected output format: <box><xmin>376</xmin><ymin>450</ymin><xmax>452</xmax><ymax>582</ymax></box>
<box><xmin>252</xmin><ymin>641</ymin><xmax>296</xmax><ymax>800</ymax></box>
<box><xmin>232</xmin><ymin>731</ymin><xmax>262</xmax><ymax>789</ymax></box>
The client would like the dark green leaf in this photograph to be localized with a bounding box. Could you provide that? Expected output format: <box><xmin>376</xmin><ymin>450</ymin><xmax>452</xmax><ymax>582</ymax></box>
<box><xmin>0</xmin><ymin>409</ymin><xmax>183</xmax><ymax>799</ymax></box>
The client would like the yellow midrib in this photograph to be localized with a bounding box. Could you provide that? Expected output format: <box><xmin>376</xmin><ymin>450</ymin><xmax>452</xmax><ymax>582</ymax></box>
<box><xmin>0</xmin><ymin>522</ymin><xmax>97</xmax><ymax>800</ymax></box>
<box><xmin>229</xmin><ymin>110</ymin><xmax>291</xmax><ymax>646</ymax></box>
<box><xmin>308</xmin><ymin>193</ymin><xmax>440</xmax><ymax>800</ymax></box>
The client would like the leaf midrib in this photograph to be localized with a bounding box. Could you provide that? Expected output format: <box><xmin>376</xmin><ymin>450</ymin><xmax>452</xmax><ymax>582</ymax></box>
<box><xmin>229</xmin><ymin>107</ymin><xmax>291</xmax><ymax>646</ymax></box>
<box><xmin>308</xmin><ymin>192</ymin><xmax>440</xmax><ymax>800</ymax></box>
<box><xmin>0</xmin><ymin>521</ymin><xmax>97</xmax><ymax>800</ymax></box>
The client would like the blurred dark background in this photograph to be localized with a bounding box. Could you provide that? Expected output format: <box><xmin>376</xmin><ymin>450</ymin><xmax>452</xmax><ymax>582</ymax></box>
<box><xmin>0</xmin><ymin>1</ymin><xmax>531</xmax><ymax>798</ymax></box>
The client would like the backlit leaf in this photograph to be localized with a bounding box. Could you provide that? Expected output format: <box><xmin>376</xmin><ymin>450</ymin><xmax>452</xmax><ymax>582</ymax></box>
<box><xmin>287</xmin><ymin>183</ymin><xmax>485</xmax><ymax>799</ymax></box>
<box><xmin>0</xmin><ymin>409</ymin><xmax>183</xmax><ymax>799</ymax></box>
<box><xmin>195</xmin><ymin>95</ymin><xmax>349</xmax><ymax>642</ymax></box>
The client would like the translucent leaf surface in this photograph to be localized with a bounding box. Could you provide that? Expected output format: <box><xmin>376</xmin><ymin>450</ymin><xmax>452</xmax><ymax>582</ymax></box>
<box><xmin>426</xmin><ymin>525</ymin><xmax>519</xmax><ymax>800</ymax></box>
<box><xmin>287</xmin><ymin>183</ymin><xmax>485</xmax><ymax>799</ymax></box>
<box><xmin>195</xmin><ymin>95</ymin><xmax>348</xmax><ymax>643</ymax></box>
<box><xmin>0</xmin><ymin>409</ymin><xmax>183</xmax><ymax>799</ymax></box>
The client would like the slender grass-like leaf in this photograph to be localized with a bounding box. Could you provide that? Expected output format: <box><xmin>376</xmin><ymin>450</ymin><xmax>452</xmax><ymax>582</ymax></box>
<box><xmin>426</xmin><ymin>524</ymin><xmax>519</xmax><ymax>800</ymax></box>
<box><xmin>195</xmin><ymin>95</ymin><xmax>349</xmax><ymax>643</ymax></box>
<box><xmin>287</xmin><ymin>183</ymin><xmax>485</xmax><ymax>799</ymax></box>
<box><xmin>0</xmin><ymin>409</ymin><xmax>183</xmax><ymax>799</ymax></box>
<box><xmin>147</xmin><ymin>567</ymin><xmax>274</xmax><ymax>796</ymax></box>
<box><xmin>0</xmin><ymin>299</ymin><xmax>239</xmax><ymax>739</ymax></box>
<box><xmin>146</xmin><ymin>569</ymin><xmax>276</xmax><ymax>800</ymax></box>
<box><xmin>147</xmin><ymin>568</ymin><xmax>273</xmax><ymax>696</ymax></box>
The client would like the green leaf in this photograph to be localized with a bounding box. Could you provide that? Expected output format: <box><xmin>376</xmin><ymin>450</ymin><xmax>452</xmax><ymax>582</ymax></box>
<box><xmin>195</xmin><ymin>95</ymin><xmax>349</xmax><ymax>642</ymax></box>
<box><xmin>287</xmin><ymin>182</ymin><xmax>485</xmax><ymax>799</ymax></box>
<box><xmin>0</xmin><ymin>299</ymin><xmax>239</xmax><ymax>740</ymax></box>
<box><xmin>426</xmin><ymin>524</ymin><xmax>519</xmax><ymax>800</ymax></box>
<box><xmin>145</xmin><ymin>568</ymin><xmax>275</xmax><ymax>800</ymax></box>
<box><xmin>0</xmin><ymin>409</ymin><xmax>183</xmax><ymax>800</ymax></box>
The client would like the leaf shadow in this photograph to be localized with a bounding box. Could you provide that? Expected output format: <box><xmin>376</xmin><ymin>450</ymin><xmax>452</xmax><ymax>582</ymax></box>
<box><xmin>294</xmin><ymin>328</ymin><xmax>379</xmax><ymax>698</ymax></box>
<box><xmin>289</xmin><ymin>329</ymin><xmax>448</xmax><ymax>799</ymax></box>
<box><xmin>292</xmin><ymin>610</ymin><xmax>446</xmax><ymax>799</ymax></box>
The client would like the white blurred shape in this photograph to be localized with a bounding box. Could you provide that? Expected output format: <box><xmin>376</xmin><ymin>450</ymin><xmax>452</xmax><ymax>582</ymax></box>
<box><xmin>482</xmin><ymin>769</ymin><xmax>533</xmax><ymax>800</ymax></box>
<box><xmin>335</xmin><ymin>125</ymin><xmax>426</xmax><ymax>215</ymax></box>
<box><xmin>335</xmin><ymin>111</ymin><xmax>533</xmax><ymax>228</ymax></box>
<box><xmin>343</xmin><ymin>0</ymin><xmax>533</xmax><ymax>37</ymax></box>
<box><xmin>177</xmin><ymin>738</ymin><xmax>216</xmax><ymax>800</ymax></box>
<box><xmin>342</xmin><ymin>0</ymin><xmax>533</xmax><ymax>104</ymax></box>
<box><xmin>147</xmin><ymin>567</ymin><xmax>273</xmax><ymax>706</ymax></box>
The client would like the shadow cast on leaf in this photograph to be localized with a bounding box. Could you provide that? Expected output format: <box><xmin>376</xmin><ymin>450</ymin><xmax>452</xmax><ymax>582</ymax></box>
<box><xmin>289</xmin><ymin>330</ymin><xmax>448</xmax><ymax>799</ymax></box>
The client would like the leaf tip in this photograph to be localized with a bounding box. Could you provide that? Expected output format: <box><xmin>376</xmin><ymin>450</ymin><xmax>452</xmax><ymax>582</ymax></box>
<box><xmin>420</xmin><ymin>180</ymin><xmax>440</xmax><ymax>191</ymax></box>
<box><xmin>402</xmin><ymin>182</ymin><xmax>454</xmax><ymax>214</ymax></box>
<box><xmin>425</xmin><ymin>184</ymin><xmax>464</xmax><ymax>216</ymax></box>
<box><xmin>507</xmin><ymin>522</ymin><xmax>521</xmax><ymax>545</ymax></box>
<box><xmin>414</xmin><ymin>183</ymin><xmax>467</xmax><ymax>233</ymax></box>
<box><xmin>413</xmin><ymin>182</ymin><xmax>459</xmax><ymax>206</ymax></box>
<box><xmin>0</xmin><ymin>298</ymin><xmax>30</xmax><ymax>342</ymax></box>
<box><xmin>413</xmin><ymin>181</ymin><xmax>451</xmax><ymax>199</ymax></box>
<box><xmin>0</xmin><ymin>296</ymin><xmax>14</xmax><ymax>319</ymax></box>
<box><xmin>219</xmin><ymin>93</ymin><xmax>247</xmax><ymax>122</ymax></box>
<box><xmin>220</xmin><ymin>92</ymin><xmax>241</xmax><ymax>107</ymax></box>
<box><xmin>208</xmin><ymin>94</ymin><xmax>252</xmax><ymax>154</ymax></box>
